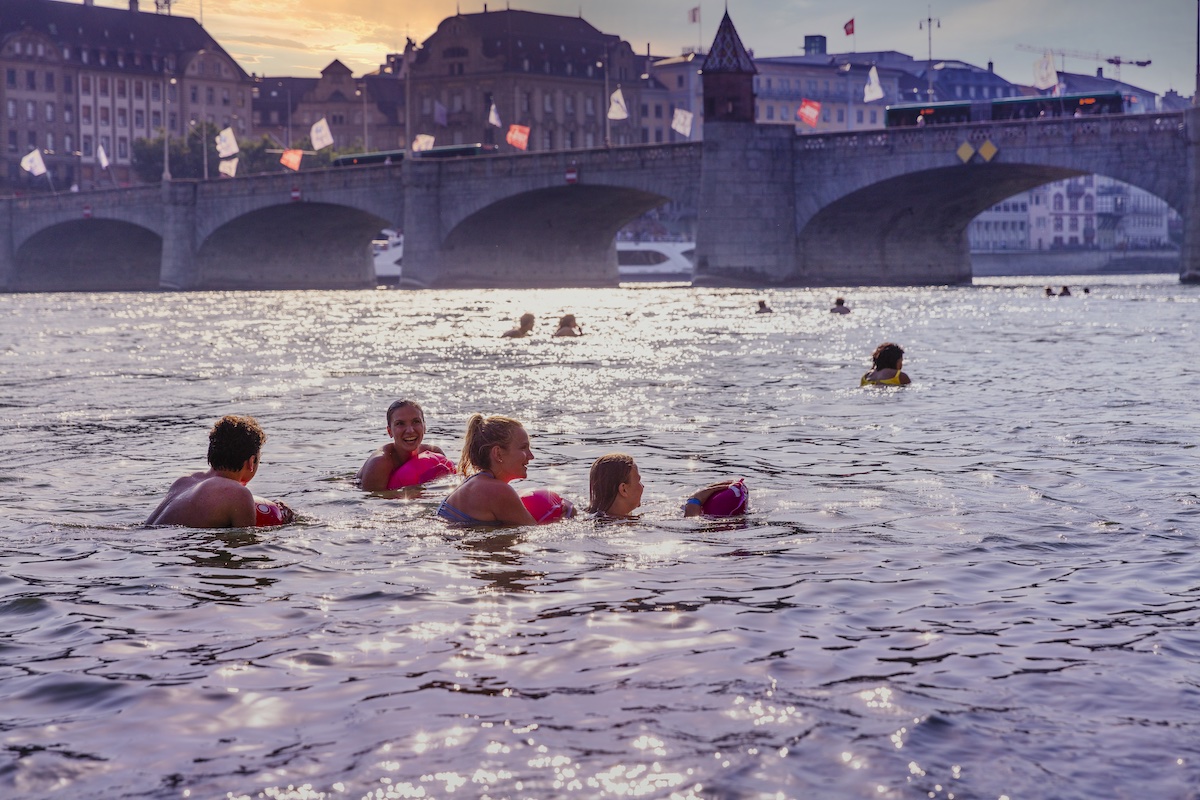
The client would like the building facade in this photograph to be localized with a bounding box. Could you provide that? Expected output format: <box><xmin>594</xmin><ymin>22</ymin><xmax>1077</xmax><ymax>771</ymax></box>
<box><xmin>400</xmin><ymin>9</ymin><xmax>646</xmax><ymax>153</ymax></box>
<box><xmin>0</xmin><ymin>0</ymin><xmax>253</xmax><ymax>191</ymax></box>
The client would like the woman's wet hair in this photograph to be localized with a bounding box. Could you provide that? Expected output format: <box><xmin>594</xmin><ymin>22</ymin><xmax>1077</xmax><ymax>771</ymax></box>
<box><xmin>871</xmin><ymin>342</ymin><xmax>905</xmax><ymax>370</ymax></box>
<box><xmin>587</xmin><ymin>452</ymin><xmax>635</xmax><ymax>514</ymax></box>
<box><xmin>519</xmin><ymin>313</ymin><xmax>535</xmax><ymax>327</ymax></box>
<box><xmin>386</xmin><ymin>399</ymin><xmax>424</xmax><ymax>428</ymax></box>
<box><xmin>207</xmin><ymin>415</ymin><xmax>266</xmax><ymax>471</ymax></box>
<box><xmin>460</xmin><ymin>414</ymin><xmax>524</xmax><ymax>476</ymax></box>
<box><xmin>558</xmin><ymin>314</ymin><xmax>577</xmax><ymax>327</ymax></box>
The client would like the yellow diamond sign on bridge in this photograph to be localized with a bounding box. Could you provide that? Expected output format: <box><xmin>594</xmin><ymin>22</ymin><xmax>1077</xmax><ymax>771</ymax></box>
<box><xmin>978</xmin><ymin>140</ymin><xmax>999</xmax><ymax>162</ymax></box>
<box><xmin>956</xmin><ymin>142</ymin><xmax>976</xmax><ymax>163</ymax></box>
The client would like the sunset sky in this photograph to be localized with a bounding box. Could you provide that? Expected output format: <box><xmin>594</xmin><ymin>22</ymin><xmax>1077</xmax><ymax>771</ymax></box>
<box><xmin>92</xmin><ymin>0</ymin><xmax>1195</xmax><ymax>98</ymax></box>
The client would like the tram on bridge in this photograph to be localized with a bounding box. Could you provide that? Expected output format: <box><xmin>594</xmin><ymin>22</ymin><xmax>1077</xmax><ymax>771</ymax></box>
<box><xmin>885</xmin><ymin>91</ymin><xmax>1126</xmax><ymax>128</ymax></box>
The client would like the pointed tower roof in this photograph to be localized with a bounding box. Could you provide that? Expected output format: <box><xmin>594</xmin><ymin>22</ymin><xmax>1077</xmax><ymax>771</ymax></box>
<box><xmin>701</xmin><ymin>11</ymin><xmax>756</xmax><ymax>74</ymax></box>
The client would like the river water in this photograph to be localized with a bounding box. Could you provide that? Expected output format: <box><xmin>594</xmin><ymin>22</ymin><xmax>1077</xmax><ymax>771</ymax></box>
<box><xmin>1</xmin><ymin>275</ymin><xmax>1198</xmax><ymax>800</ymax></box>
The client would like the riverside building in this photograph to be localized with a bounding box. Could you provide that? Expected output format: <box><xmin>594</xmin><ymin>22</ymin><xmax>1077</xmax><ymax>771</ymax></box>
<box><xmin>0</xmin><ymin>0</ymin><xmax>252</xmax><ymax>192</ymax></box>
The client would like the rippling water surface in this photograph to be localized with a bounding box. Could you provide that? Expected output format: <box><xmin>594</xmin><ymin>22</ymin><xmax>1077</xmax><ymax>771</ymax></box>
<box><xmin>2</xmin><ymin>275</ymin><xmax>1199</xmax><ymax>799</ymax></box>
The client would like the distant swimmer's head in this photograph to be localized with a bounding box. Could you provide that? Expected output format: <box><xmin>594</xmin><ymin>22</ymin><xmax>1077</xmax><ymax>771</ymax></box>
<box><xmin>460</xmin><ymin>414</ymin><xmax>528</xmax><ymax>478</ymax></box>
<box><xmin>871</xmin><ymin>342</ymin><xmax>905</xmax><ymax>370</ymax></box>
<box><xmin>834</xmin><ymin>297</ymin><xmax>846</xmax><ymax>306</ymax></box>
<box><xmin>587</xmin><ymin>452</ymin><xmax>641</xmax><ymax>515</ymax></box>
<box><xmin>558</xmin><ymin>314</ymin><xmax>577</xmax><ymax>328</ymax></box>
<box><xmin>519</xmin><ymin>313</ymin><xmax>535</xmax><ymax>329</ymax></box>
<box><xmin>208</xmin><ymin>415</ymin><xmax>266</xmax><ymax>472</ymax></box>
<box><xmin>386</xmin><ymin>399</ymin><xmax>426</xmax><ymax>454</ymax></box>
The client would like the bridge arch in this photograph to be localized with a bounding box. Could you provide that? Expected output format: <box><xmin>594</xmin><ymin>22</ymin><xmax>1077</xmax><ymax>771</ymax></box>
<box><xmin>790</xmin><ymin>117</ymin><xmax>1187</xmax><ymax>284</ymax></box>
<box><xmin>13</xmin><ymin>218</ymin><xmax>162</xmax><ymax>292</ymax></box>
<box><xmin>195</xmin><ymin>202</ymin><xmax>390</xmax><ymax>289</ymax></box>
<box><xmin>433</xmin><ymin>184</ymin><xmax>670</xmax><ymax>287</ymax></box>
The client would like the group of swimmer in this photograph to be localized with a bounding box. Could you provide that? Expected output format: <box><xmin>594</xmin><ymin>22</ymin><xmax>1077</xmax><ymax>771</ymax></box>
<box><xmin>146</xmin><ymin>405</ymin><xmax>741</xmax><ymax>530</ymax></box>
<box><xmin>146</xmin><ymin>336</ymin><xmax>909</xmax><ymax>531</ymax></box>
<box><xmin>501</xmin><ymin>313</ymin><xmax>583</xmax><ymax>338</ymax></box>
<box><xmin>757</xmin><ymin>297</ymin><xmax>850</xmax><ymax>315</ymax></box>
<box><xmin>1045</xmin><ymin>285</ymin><xmax>1089</xmax><ymax>296</ymax></box>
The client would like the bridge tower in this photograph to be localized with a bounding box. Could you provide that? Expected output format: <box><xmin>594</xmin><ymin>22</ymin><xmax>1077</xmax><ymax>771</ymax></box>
<box><xmin>694</xmin><ymin>11</ymin><xmax>797</xmax><ymax>285</ymax></box>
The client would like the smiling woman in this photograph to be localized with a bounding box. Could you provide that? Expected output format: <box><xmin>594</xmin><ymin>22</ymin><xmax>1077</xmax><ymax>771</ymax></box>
<box><xmin>356</xmin><ymin>399</ymin><xmax>454</xmax><ymax>491</ymax></box>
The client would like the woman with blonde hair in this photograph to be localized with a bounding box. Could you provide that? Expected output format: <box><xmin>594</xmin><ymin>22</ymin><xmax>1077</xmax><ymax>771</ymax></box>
<box><xmin>437</xmin><ymin>414</ymin><xmax>541</xmax><ymax>526</ymax></box>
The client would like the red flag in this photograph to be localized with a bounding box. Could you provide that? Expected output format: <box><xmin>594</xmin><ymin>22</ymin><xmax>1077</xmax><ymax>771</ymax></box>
<box><xmin>279</xmin><ymin>149</ymin><xmax>303</xmax><ymax>171</ymax></box>
<box><xmin>797</xmin><ymin>99</ymin><xmax>821</xmax><ymax>128</ymax></box>
<box><xmin>844</xmin><ymin>18</ymin><xmax>855</xmax><ymax>36</ymax></box>
<box><xmin>506</xmin><ymin>124</ymin><xmax>530</xmax><ymax>151</ymax></box>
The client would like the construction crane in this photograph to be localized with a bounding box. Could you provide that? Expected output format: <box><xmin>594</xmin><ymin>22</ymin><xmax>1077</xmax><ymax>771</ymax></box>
<box><xmin>1016</xmin><ymin>44</ymin><xmax>1150</xmax><ymax>83</ymax></box>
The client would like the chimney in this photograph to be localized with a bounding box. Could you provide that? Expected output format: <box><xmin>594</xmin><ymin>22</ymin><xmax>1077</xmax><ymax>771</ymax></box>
<box><xmin>83</xmin><ymin>0</ymin><xmax>93</xmax><ymax>5</ymax></box>
<box><xmin>987</xmin><ymin>60</ymin><xmax>993</xmax><ymax>73</ymax></box>
<box><xmin>129</xmin><ymin>0</ymin><xmax>139</xmax><ymax>10</ymax></box>
<box><xmin>1096</xmin><ymin>67</ymin><xmax>1104</xmax><ymax>78</ymax></box>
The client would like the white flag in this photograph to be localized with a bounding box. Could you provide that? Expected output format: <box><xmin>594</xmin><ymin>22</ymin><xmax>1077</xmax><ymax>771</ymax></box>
<box><xmin>411</xmin><ymin>134</ymin><xmax>436</xmax><ymax>152</ymax></box>
<box><xmin>1033</xmin><ymin>52</ymin><xmax>1058</xmax><ymax>91</ymax></box>
<box><xmin>863</xmin><ymin>66</ymin><xmax>884</xmax><ymax>103</ymax></box>
<box><xmin>608</xmin><ymin>87</ymin><xmax>629</xmax><ymax>121</ymax></box>
<box><xmin>671</xmin><ymin>108</ymin><xmax>694</xmax><ymax>138</ymax></box>
<box><xmin>488</xmin><ymin>102</ymin><xmax>502</xmax><ymax>128</ymax></box>
<box><xmin>20</xmin><ymin>148</ymin><xmax>46</xmax><ymax>176</ymax></box>
<box><xmin>214</xmin><ymin>127</ymin><xmax>239</xmax><ymax>158</ymax></box>
<box><xmin>218</xmin><ymin>157</ymin><xmax>238</xmax><ymax>178</ymax></box>
<box><xmin>310</xmin><ymin>117</ymin><xmax>334</xmax><ymax>150</ymax></box>
<box><xmin>96</xmin><ymin>144</ymin><xmax>110</xmax><ymax>170</ymax></box>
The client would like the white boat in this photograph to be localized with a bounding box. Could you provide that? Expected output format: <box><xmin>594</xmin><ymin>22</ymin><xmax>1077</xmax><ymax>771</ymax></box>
<box><xmin>616</xmin><ymin>239</ymin><xmax>695</xmax><ymax>282</ymax></box>
<box><xmin>372</xmin><ymin>229</ymin><xmax>403</xmax><ymax>283</ymax></box>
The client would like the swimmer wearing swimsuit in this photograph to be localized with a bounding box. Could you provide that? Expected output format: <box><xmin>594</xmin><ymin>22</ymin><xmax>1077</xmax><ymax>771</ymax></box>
<box><xmin>861</xmin><ymin>370</ymin><xmax>905</xmax><ymax>387</ymax></box>
<box><xmin>436</xmin><ymin>471</ymin><xmax>499</xmax><ymax>526</ymax></box>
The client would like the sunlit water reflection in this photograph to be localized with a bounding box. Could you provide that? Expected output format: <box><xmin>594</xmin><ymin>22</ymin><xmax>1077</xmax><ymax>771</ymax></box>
<box><xmin>2</xmin><ymin>275</ymin><xmax>1199</xmax><ymax>799</ymax></box>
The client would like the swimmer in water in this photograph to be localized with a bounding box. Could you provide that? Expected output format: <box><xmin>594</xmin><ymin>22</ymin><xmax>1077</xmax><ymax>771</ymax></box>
<box><xmin>437</xmin><ymin>414</ymin><xmax>542</xmax><ymax>526</ymax></box>
<box><xmin>553</xmin><ymin>314</ymin><xmax>583</xmax><ymax>337</ymax></box>
<box><xmin>586</xmin><ymin>452</ymin><xmax>738</xmax><ymax>518</ymax></box>
<box><xmin>146</xmin><ymin>415</ymin><xmax>294</xmax><ymax>528</ymax></box>
<box><xmin>860</xmin><ymin>342</ymin><xmax>911</xmax><ymax>387</ymax></box>
<box><xmin>830</xmin><ymin>297</ymin><xmax>851</xmax><ymax>314</ymax></box>
<box><xmin>502</xmin><ymin>312</ymin><xmax>536</xmax><ymax>338</ymax></box>
<box><xmin>756</xmin><ymin>300</ymin><xmax>774</xmax><ymax>314</ymax></box>
<box><xmin>356</xmin><ymin>399</ymin><xmax>448</xmax><ymax>492</ymax></box>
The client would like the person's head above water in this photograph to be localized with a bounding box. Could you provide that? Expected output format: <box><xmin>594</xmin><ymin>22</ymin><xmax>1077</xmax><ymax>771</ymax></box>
<box><xmin>871</xmin><ymin>342</ymin><xmax>905</xmax><ymax>370</ymax></box>
<box><xmin>207</xmin><ymin>415</ymin><xmax>266</xmax><ymax>472</ymax></box>
<box><xmin>519</xmin><ymin>313</ymin><xmax>535</xmax><ymax>329</ymax></box>
<box><xmin>459</xmin><ymin>414</ymin><xmax>529</xmax><ymax>478</ymax></box>
<box><xmin>558</xmin><ymin>313</ymin><xmax>577</xmax><ymax>327</ymax></box>
<box><xmin>834</xmin><ymin>297</ymin><xmax>846</xmax><ymax>306</ymax></box>
<box><xmin>587</xmin><ymin>452</ymin><xmax>643</xmax><ymax>515</ymax></box>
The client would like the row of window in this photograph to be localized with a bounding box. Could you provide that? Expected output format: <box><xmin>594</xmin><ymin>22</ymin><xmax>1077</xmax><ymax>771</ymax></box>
<box><xmin>5</xmin><ymin>38</ymin><xmax>176</xmax><ymax>74</ymax></box>
<box><xmin>6</xmin><ymin>128</ymin><xmax>130</xmax><ymax>160</ymax></box>
<box><xmin>5</xmin><ymin>68</ymin><xmax>68</xmax><ymax>93</ymax></box>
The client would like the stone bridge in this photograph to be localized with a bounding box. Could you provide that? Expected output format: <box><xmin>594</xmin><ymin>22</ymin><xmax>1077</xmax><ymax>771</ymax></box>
<box><xmin>0</xmin><ymin>108</ymin><xmax>1196</xmax><ymax>291</ymax></box>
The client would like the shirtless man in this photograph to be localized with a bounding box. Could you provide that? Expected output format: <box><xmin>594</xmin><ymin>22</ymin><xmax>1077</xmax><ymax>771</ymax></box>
<box><xmin>356</xmin><ymin>399</ymin><xmax>447</xmax><ymax>491</ymax></box>
<box><xmin>146</xmin><ymin>415</ymin><xmax>293</xmax><ymax>528</ymax></box>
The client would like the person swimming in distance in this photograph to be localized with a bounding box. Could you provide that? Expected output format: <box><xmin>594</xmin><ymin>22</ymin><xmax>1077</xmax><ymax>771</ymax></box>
<box><xmin>586</xmin><ymin>452</ymin><xmax>739</xmax><ymax>518</ymax></box>
<box><xmin>356</xmin><ymin>399</ymin><xmax>450</xmax><ymax>491</ymax></box>
<box><xmin>1045</xmin><ymin>286</ymin><xmax>1056</xmax><ymax>297</ymax></box>
<box><xmin>502</xmin><ymin>312</ymin><xmax>536</xmax><ymax>338</ymax></box>
<box><xmin>437</xmin><ymin>414</ymin><xmax>542</xmax><ymax>526</ymax></box>
<box><xmin>861</xmin><ymin>342</ymin><xmax>911</xmax><ymax>387</ymax></box>
<box><xmin>145</xmin><ymin>415</ymin><xmax>294</xmax><ymax>528</ymax></box>
<box><xmin>1059</xmin><ymin>285</ymin><xmax>1072</xmax><ymax>297</ymax></box>
<box><xmin>756</xmin><ymin>300</ymin><xmax>774</xmax><ymax>314</ymax></box>
<box><xmin>553</xmin><ymin>314</ymin><xmax>583</xmax><ymax>337</ymax></box>
<box><xmin>830</xmin><ymin>297</ymin><xmax>851</xmax><ymax>314</ymax></box>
